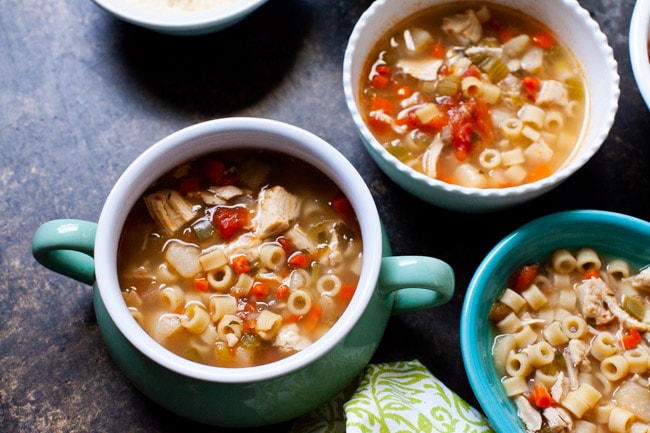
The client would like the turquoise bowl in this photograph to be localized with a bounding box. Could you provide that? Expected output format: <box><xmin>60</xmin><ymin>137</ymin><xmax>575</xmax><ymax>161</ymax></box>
<box><xmin>460</xmin><ymin>210</ymin><xmax>650</xmax><ymax>432</ymax></box>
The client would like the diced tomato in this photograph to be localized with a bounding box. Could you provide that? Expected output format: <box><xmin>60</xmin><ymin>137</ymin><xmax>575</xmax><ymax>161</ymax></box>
<box><xmin>179</xmin><ymin>177</ymin><xmax>201</xmax><ymax>193</ymax></box>
<box><xmin>396</xmin><ymin>86</ymin><xmax>413</xmax><ymax>99</ymax></box>
<box><xmin>431</xmin><ymin>41</ymin><xmax>445</xmax><ymax>59</ymax></box>
<box><xmin>532</xmin><ymin>32</ymin><xmax>554</xmax><ymax>50</ymax></box>
<box><xmin>522</xmin><ymin>76</ymin><xmax>540</xmax><ymax>102</ymax></box>
<box><xmin>193</xmin><ymin>278</ymin><xmax>210</xmax><ymax>292</ymax></box>
<box><xmin>371</xmin><ymin>74</ymin><xmax>390</xmax><ymax>88</ymax></box>
<box><xmin>277</xmin><ymin>237</ymin><xmax>295</xmax><ymax>255</ymax></box>
<box><xmin>509</xmin><ymin>264</ymin><xmax>539</xmax><ymax>293</ymax></box>
<box><xmin>452</xmin><ymin>122</ymin><xmax>473</xmax><ymax>161</ymax></box>
<box><xmin>462</xmin><ymin>65</ymin><xmax>482</xmax><ymax>79</ymax></box>
<box><xmin>288</xmin><ymin>251</ymin><xmax>309</xmax><ymax>268</ymax></box>
<box><xmin>583</xmin><ymin>268</ymin><xmax>600</xmax><ymax>280</ymax></box>
<box><xmin>276</xmin><ymin>284</ymin><xmax>290</xmax><ymax>300</ymax></box>
<box><xmin>250</xmin><ymin>281</ymin><xmax>269</xmax><ymax>298</ymax></box>
<box><xmin>375</xmin><ymin>64</ymin><xmax>391</xmax><ymax>76</ymax></box>
<box><xmin>443</xmin><ymin>96</ymin><xmax>494</xmax><ymax>161</ymax></box>
<box><xmin>212</xmin><ymin>206</ymin><xmax>248</xmax><ymax>239</ymax></box>
<box><xmin>232</xmin><ymin>255</ymin><xmax>250</xmax><ymax>274</ymax></box>
<box><xmin>331</xmin><ymin>196</ymin><xmax>354</xmax><ymax>218</ymax></box>
<box><xmin>622</xmin><ymin>328</ymin><xmax>642</xmax><ymax>349</ymax></box>
<box><xmin>206</xmin><ymin>161</ymin><xmax>226</xmax><ymax>184</ymax></box>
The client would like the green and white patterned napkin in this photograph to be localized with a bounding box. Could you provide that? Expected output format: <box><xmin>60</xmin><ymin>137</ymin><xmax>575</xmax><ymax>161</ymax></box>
<box><xmin>291</xmin><ymin>360</ymin><xmax>495</xmax><ymax>433</ymax></box>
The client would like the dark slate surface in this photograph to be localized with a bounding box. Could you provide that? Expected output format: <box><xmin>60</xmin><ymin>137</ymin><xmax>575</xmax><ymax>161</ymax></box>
<box><xmin>1</xmin><ymin>0</ymin><xmax>647</xmax><ymax>432</ymax></box>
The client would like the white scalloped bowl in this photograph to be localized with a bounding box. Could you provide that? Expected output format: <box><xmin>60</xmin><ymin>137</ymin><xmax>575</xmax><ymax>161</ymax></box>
<box><xmin>343</xmin><ymin>0</ymin><xmax>619</xmax><ymax>212</ymax></box>
<box><xmin>90</xmin><ymin>0</ymin><xmax>268</xmax><ymax>35</ymax></box>
<box><xmin>630</xmin><ymin>0</ymin><xmax>650</xmax><ymax>111</ymax></box>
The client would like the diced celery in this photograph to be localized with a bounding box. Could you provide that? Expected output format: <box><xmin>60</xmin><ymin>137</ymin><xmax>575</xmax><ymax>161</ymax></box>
<box><xmin>623</xmin><ymin>295</ymin><xmax>645</xmax><ymax>321</ymax></box>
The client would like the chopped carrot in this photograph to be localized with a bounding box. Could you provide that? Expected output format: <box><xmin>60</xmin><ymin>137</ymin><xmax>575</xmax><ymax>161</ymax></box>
<box><xmin>622</xmin><ymin>328</ymin><xmax>642</xmax><ymax>350</ymax></box>
<box><xmin>440</xmin><ymin>176</ymin><xmax>456</xmax><ymax>185</ymax></box>
<box><xmin>339</xmin><ymin>284</ymin><xmax>356</xmax><ymax>302</ymax></box>
<box><xmin>375</xmin><ymin>64</ymin><xmax>391</xmax><ymax>75</ymax></box>
<box><xmin>369</xmin><ymin>95</ymin><xmax>393</xmax><ymax>113</ymax></box>
<box><xmin>522</xmin><ymin>76</ymin><xmax>541</xmax><ymax>92</ymax></box>
<box><xmin>288</xmin><ymin>251</ymin><xmax>309</xmax><ymax>268</ymax></box>
<box><xmin>371</xmin><ymin>74</ymin><xmax>390</xmax><ymax>88</ymax></box>
<box><xmin>530</xmin><ymin>384</ymin><xmax>555</xmax><ymax>408</ymax></box>
<box><xmin>526</xmin><ymin>164</ymin><xmax>552</xmax><ymax>183</ymax></box>
<box><xmin>276</xmin><ymin>284</ymin><xmax>290</xmax><ymax>300</ymax></box>
<box><xmin>250</xmin><ymin>281</ymin><xmax>269</xmax><ymax>298</ymax></box>
<box><xmin>532</xmin><ymin>32</ymin><xmax>554</xmax><ymax>49</ymax></box>
<box><xmin>232</xmin><ymin>255</ymin><xmax>250</xmax><ymax>274</ymax></box>
<box><xmin>583</xmin><ymin>268</ymin><xmax>600</xmax><ymax>280</ymax></box>
<box><xmin>193</xmin><ymin>277</ymin><xmax>210</xmax><ymax>292</ymax></box>
<box><xmin>303</xmin><ymin>304</ymin><xmax>322</xmax><ymax>331</ymax></box>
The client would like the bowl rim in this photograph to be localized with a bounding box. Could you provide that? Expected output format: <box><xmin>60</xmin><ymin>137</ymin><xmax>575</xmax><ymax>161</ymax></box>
<box><xmin>90</xmin><ymin>0</ymin><xmax>268</xmax><ymax>31</ymax></box>
<box><xmin>460</xmin><ymin>209</ymin><xmax>650</xmax><ymax>432</ymax></box>
<box><xmin>94</xmin><ymin>117</ymin><xmax>383</xmax><ymax>383</ymax></box>
<box><xmin>343</xmin><ymin>0</ymin><xmax>620</xmax><ymax>206</ymax></box>
<box><xmin>630</xmin><ymin>0</ymin><xmax>650</xmax><ymax>110</ymax></box>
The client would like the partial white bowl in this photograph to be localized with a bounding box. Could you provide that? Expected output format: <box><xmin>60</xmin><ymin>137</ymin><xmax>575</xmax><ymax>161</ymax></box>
<box><xmin>91</xmin><ymin>0</ymin><xmax>268</xmax><ymax>35</ymax></box>
<box><xmin>343</xmin><ymin>0</ymin><xmax>620</xmax><ymax>212</ymax></box>
<box><xmin>630</xmin><ymin>0</ymin><xmax>650</xmax><ymax>110</ymax></box>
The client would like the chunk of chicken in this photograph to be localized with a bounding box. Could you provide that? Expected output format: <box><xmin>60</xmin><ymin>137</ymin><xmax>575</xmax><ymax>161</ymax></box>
<box><xmin>273</xmin><ymin>323</ymin><xmax>311</xmax><ymax>352</ymax></box>
<box><xmin>397</xmin><ymin>58</ymin><xmax>444</xmax><ymax>81</ymax></box>
<box><xmin>575</xmin><ymin>277</ymin><xmax>615</xmax><ymax>325</ymax></box>
<box><xmin>536</xmin><ymin>80</ymin><xmax>569</xmax><ymax>106</ymax></box>
<box><xmin>543</xmin><ymin>407</ymin><xmax>573</xmax><ymax>432</ymax></box>
<box><xmin>253</xmin><ymin>186</ymin><xmax>301</xmax><ymax>239</ymax></box>
<box><xmin>441</xmin><ymin>9</ymin><xmax>483</xmax><ymax>45</ymax></box>
<box><xmin>195</xmin><ymin>185</ymin><xmax>245</xmax><ymax>206</ymax></box>
<box><xmin>144</xmin><ymin>190</ymin><xmax>197</xmax><ymax>234</ymax></box>
<box><xmin>514</xmin><ymin>395</ymin><xmax>542</xmax><ymax>432</ymax></box>
<box><xmin>628</xmin><ymin>267</ymin><xmax>650</xmax><ymax>292</ymax></box>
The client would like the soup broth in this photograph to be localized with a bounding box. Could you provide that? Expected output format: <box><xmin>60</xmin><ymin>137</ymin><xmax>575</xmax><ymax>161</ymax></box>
<box><xmin>359</xmin><ymin>2</ymin><xmax>587</xmax><ymax>188</ymax></box>
<box><xmin>118</xmin><ymin>149</ymin><xmax>362</xmax><ymax>367</ymax></box>
<box><xmin>489</xmin><ymin>248</ymin><xmax>650</xmax><ymax>432</ymax></box>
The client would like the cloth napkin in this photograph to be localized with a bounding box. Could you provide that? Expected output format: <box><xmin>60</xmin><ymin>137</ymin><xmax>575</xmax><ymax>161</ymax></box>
<box><xmin>290</xmin><ymin>360</ymin><xmax>495</xmax><ymax>433</ymax></box>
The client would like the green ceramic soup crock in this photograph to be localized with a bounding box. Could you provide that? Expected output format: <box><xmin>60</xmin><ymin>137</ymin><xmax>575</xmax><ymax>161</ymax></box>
<box><xmin>32</xmin><ymin>117</ymin><xmax>454</xmax><ymax>427</ymax></box>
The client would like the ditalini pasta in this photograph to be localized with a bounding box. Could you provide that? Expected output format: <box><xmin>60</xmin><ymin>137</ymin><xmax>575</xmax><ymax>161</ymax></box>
<box><xmin>488</xmin><ymin>249</ymin><xmax>650</xmax><ymax>432</ymax></box>
<box><xmin>359</xmin><ymin>2</ymin><xmax>587</xmax><ymax>188</ymax></box>
<box><xmin>118</xmin><ymin>149</ymin><xmax>363</xmax><ymax>367</ymax></box>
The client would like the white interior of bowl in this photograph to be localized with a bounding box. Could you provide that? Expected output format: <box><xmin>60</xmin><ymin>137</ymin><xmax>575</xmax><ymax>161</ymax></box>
<box><xmin>94</xmin><ymin>117</ymin><xmax>382</xmax><ymax>382</ymax></box>
<box><xmin>630</xmin><ymin>0</ymin><xmax>650</xmax><ymax>110</ymax></box>
<box><xmin>91</xmin><ymin>0</ymin><xmax>268</xmax><ymax>32</ymax></box>
<box><xmin>343</xmin><ymin>0</ymin><xmax>619</xmax><ymax>206</ymax></box>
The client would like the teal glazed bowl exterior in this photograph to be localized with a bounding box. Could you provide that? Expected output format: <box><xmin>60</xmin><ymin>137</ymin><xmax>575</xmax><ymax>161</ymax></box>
<box><xmin>343</xmin><ymin>0</ymin><xmax>619</xmax><ymax>212</ymax></box>
<box><xmin>32</xmin><ymin>117</ymin><xmax>454</xmax><ymax>427</ymax></box>
<box><xmin>460</xmin><ymin>210</ymin><xmax>650</xmax><ymax>433</ymax></box>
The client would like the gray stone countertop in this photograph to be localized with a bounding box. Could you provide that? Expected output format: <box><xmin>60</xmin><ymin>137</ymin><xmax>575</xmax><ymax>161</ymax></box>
<box><xmin>1</xmin><ymin>0</ymin><xmax>647</xmax><ymax>432</ymax></box>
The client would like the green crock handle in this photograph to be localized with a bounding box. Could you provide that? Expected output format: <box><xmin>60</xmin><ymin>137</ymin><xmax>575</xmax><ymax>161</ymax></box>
<box><xmin>32</xmin><ymin>219</ymin><xmax>97</xmax><ymax>285</ymax></box>
<box><xmin>379</xmin><ymin>256</ymin><xmax>455</xmax><ymax>315</ymax></box>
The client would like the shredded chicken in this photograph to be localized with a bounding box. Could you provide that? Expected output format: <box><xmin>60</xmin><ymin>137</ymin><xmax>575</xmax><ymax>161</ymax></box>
<box><xmin>441</xmin><ymin>8</ymin><xmax>483</xmax><ymax>45</ymax></box>
<box><xmin>397</xmin><ymin>58</ymin><xmax>443</xmax><ymax>81</ymax></box>
<box><xmin>514</xmin><ymin>395</ymin><xmax>542</xmax><ymax>432</ymax></box>
<box><xmin>628</xmin><ymin>267</ymin><xmax>650</xmax><ymax>292</ymax></box>
<box><xmin>543</xmin><ymin>407</ymin><xmax>573</xmax><ymax>432</ymax></box>
<box><xmin>422</xmin><ymin>135</ymin><xmax>444</xmax><ymax>178</ymax></box>
<box><xmin>253</xmin><ymin>186</ymin><xmax>301</xmax><ymax>238</ymax></box>
<box><xmin>144</xmin><ymin>190</ymin><xmax>197</xmax><ymax>234</ymax></box>
<box><xmin>536</xmin><ymin>80</ymin><xmax>569</xmax><ymax>106</ymax></box>
<box><xmin>575</xmin><ymin>277</ymin><xmax>615</xmax><ymax>325</ymax></box>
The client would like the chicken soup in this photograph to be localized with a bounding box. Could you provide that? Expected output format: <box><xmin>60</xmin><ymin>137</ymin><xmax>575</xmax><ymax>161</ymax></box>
<box><xmin>489</xmin><ymin>248</ymin><xmax>650</xmax><ymax>432</ymax></box>
<box><xmin>359</xmin><ymin>2</ymin><xmax>587</xmax><ymax>188</ymax></box>
<box><xmin>118</xmin><ymin>149</ymin><xmax>362</xmax><ymax>367</ymax></box>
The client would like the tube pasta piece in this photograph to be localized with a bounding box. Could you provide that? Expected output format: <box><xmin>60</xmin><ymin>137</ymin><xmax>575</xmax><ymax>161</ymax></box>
<box><xmin>209</xmin><ymin>295</ymin><xmax>237</xmax><ymax>322</ymax></box>
<box><xmin>561</xmin><ymin>315</ymin><xmax>588</xmax><ymax>339</ymax></box>
<box><xmin>574</xmin><ymin>420</ymin><xmax>597</xmax><ymax>433</ymax></box>
<box><xmin>199</xmin><ymin>248</ymin><xmax>228</xmax><ymax>272</ymax></box>
<box><xmin>232</xmin><ymin>273</ymin><xmax>254</xmax><ymax>297</ymax></box>
<box><xmin>600</xmin><ymin>355</ymin><xmax>629</xmax><ymax>382</ymax></box>
<box><xmin>492</xmin><ymin>334</ymin><xmax>516</xmax><ymax>376</ymax></box>
<box><xmin>535</xmin><ymin>367</ymin><xmax>559</xmax><ymax>389</ymax></box>
<box><xmin>255</xmin><ymin>310</ymin><xmax>283</xmax><ymax>340</ymax></box>
<box><xmin>590</xmin><ymin>332</ymin><xmax>619</xmax><ymax>361</ymax></box>
<box><xmin>517</xmin><ymin>103</ymin><xmax>545</xmax><ymax>129</ymax></box>
<box><xmin>543</xmin><ymin>321</ymin><xmax>569</xmax><ymax>346</ymax></box>
<box><xmin>558</xmin><ymin>289</ymin><xmax>577</xmax><ymax>310</ymax></box>
<box><xmin>501</xmin><ymin>148</ymin><xmax>525</xmax><ymax>166</ymax></box>
<box><xmin>607</xmin><ymin>259</ymin><xmax>630</xmax><ymax>279</ymax></box>
<box><xmin>551</xmin><ymin>249</ymin><xmax>576</xmax><ymax>274</ymax></box>
<box><xmin>544</xmin><ymin>110</ymin><xmax>564</xmax><ymax>133</ymax></box>
<box><xmin>161</xmin><ymin>286</ymin><xmax>185</xmax><ymax>312</ymax></box>
<box><xmin>576</xmin><ymin>248</ymin><xmax>601</xmax><ymax>273</ymax></box>
<box><xmin>478</xmin><ymin>149</ymin><xmax>501</xmax><ymax>169</ymax></box>
<box><xmin>217</xmin><ymin>314</ymin><xmax>243</xmax><ymax>347</ymax></box>
<box><xmin>452</xmin><ymin>163</ymin><xmax>487</xmax><ymax>188</ymax></box>
<box><xmin>316</xmin><ymin>274</ymin><xmax>342</xmax><ymax>297</ymax></box>
<box><xmin>624</xmin><ymin>347</ymin><xmax>649</xmax><ymax>373</ymax></box>
<box><xmin>461</xmin><ymin>76</ymin><xmax>482</xmax><ymax>98</ymax></box>
<box><xmin>129</xmin><ymin>308</ymin><xmax>144</xmax><ymax>325</ymax></box>
<box><xmin>524</xmin><ymin>141</ymin><xmax>553</xmax><ymax>165</ymax></box>
<box><xmin>499</xmin><ymin>288</ymin><xmax>526</xmax><ymax>313</ymax></box>
<box><xmin>123</xmin><ymin>289</ymin><xmax>143</xmax><ymax>308</ymax></box>
<box><xmin>594</xmin><ymin>403</ymin><xmax>615</xmax><ymax>424</ymax></box>
<box><xmin>156</xmin><ymin>314</ymin><xmax>183</xmax><ymax>340</ymax></box>
<box><xmin>504</xmin><ymin>164</ymin><xmax>527</xmax><ymax>184</ymax></box>
<box><xmin>521</xmin><ymin>125</ymin><xmax>541</xmax><ymax>142</ymax></box>
<box><xmin>497</xmin><ymin>312</ymin><xmax>523</xmax><ymax>334</ymax></box>
<box><xmin>631</xmin><ymin>422</ymin><xmax>650</xmax><ymax>433</ymax></box>
<box><xmin>207</xmin><ymin>265</ymin><xmax>234</xmax><ymax>292</ymax></box>
<box><xmin>501</xmin><ymin>376</ymin><xmax>528</xmax><ymax>396</ymax></box>
<box><xmin>181</xmin><ymin>302</ymin><xmax>210</xmax><ymax>335</ymax></box>
<box><xmin>528</xmin><ymin>341</ymin><xmax>555</xmax><ymax>367</ymax></box>
<box><xmin>514</xmin><ymin>325</ymin><xmax>537</xmax><ymax>348</ymax></box>
<box><xmin>608</xmin><ymin>407</ymin><xmax>635</xmax><ymax>433</ymax></box>
<box><xmin>521</xmin><ymin>283</ymin><xmax>548</xmax><ymax>310</ymax></box>
<box><xmin>561</xmin><ymin>383</ymin><xmax>602</xmax><ymax>418</ymax></box>
<box><xmin>500</xmin><ymin>118</ymin><xmax>523</xmax><ymax>139</ymax></box>
<box><xmin>286</xmin><ymin>269</ymin><xmax>310</xmax><ymax>291</ymax></box>
<box><xmin>259</xmin><ymin>243</ymin><xmax>286</xmax><ymax>270</ymax></box>
<box><xmin>505</xmin><ymin>351</ymin><xmax>532</xmax><ymax>377</ymax></box>
<box><xmin>287</xmin><ymin>290</ymin><xmax>312</xmax><ymax>316</ymax></box>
